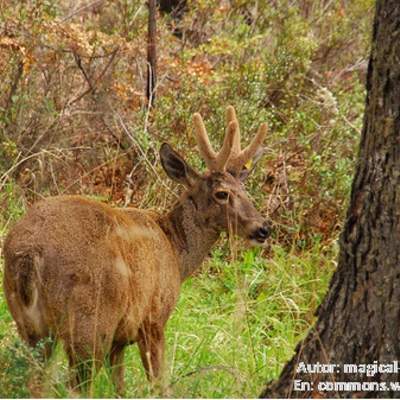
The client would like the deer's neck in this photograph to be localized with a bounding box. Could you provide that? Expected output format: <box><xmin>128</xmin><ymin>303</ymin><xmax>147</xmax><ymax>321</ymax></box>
<box><xmin>159</xmin><ymin>196</ymin><xmax>220</xmax><ymax>281</ymax></box>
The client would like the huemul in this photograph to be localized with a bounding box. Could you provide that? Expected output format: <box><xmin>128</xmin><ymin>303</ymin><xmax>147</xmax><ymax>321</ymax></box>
<box><xmin>3</xmin><ymin>106</ymin><xmax>269</xmax><ymax>394</ymax></box>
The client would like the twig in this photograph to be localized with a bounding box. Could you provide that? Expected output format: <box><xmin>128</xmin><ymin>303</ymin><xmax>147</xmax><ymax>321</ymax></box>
<box><xmin>67</xmin><ymin>47</ymin><xmax>119</xmax><ymax>107</ymax></box>
<box><xmin>114</xmin><ymin>112</ymin><xmax>178</xmax><ymax>198</ymax></box>
<box><xmin>61</xmin><ymin>0</ymin><xmax>105</xmax><ymax>22</ymax></box>
<box><xmin>73</xmin><ymin>52</ymin><xmax>94</xmax><ymax>91</ymax></box>
<box><xmin>170</xmin><ymin>365</ymin><xmax>244</xmax><ymax>387</ymax></box>
<box><xmin>5</xmin><ymin>60</ymin><xmax>23</xmax><ymax>112</ymax></box>
<box><xmin>0</xmin><ymin>150</ymin><xmax>50</xmax><ymax>192</ymax></box>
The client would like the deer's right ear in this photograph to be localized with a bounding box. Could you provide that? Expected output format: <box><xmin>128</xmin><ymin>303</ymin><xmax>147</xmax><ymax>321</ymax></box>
<box><xmin>160</xmin><ymin>143</ymin><xmax>199</xmax><ymax>187</ymax></box>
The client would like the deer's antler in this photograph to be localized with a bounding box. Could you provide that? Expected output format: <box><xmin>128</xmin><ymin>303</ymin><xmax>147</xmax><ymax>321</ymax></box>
<box><xmin>193</xmin><ymin>106</ymin><xmax>267</xmax><ymax>174</ymax></box>
<box><xmin>192</xmin><ymin>112</ymin><xmax>237</xmax><ymax>171</ymax></box>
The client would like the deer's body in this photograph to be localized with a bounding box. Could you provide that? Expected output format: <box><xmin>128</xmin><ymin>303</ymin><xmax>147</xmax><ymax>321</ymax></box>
<box><xmin>3</xmin><ymin>107</ymin><xmax>269</xmax><ymax>394</ymax></box>
<box><xmin>4</xmin><ymin>196</ymin><xmax>185</xmax><ymax>388</ymax></box>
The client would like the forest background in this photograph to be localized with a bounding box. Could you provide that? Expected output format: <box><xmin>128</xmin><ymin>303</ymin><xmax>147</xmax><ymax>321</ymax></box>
<box><xmin>0</xmin><ymin>0</ymin><xmax>374</xmax><ymax>397</ymax></box>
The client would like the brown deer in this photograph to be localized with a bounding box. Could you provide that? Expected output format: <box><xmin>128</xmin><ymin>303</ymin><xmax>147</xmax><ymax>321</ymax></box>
<box><xmin>3</xmin><ymin>106</ymin><xmax>269</xmax><ymax>394</ymax></box>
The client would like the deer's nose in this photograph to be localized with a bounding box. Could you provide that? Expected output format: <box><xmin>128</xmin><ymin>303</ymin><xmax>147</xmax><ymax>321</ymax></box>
<box><xmin>257</xmin><ymin>226</ymin><xmax>269</xmax><ymax>239</ymax></box>
<box><xmin>252</xmin><ymin>224</ymin><xmax>270</xmax><ymax>242</ymax></box>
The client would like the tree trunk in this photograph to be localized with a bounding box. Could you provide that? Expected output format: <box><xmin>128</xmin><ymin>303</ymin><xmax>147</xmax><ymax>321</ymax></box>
<box><xmin>262</xmin><ymin>1</ymin><xmax>400</xmax><ymax>397</ymax></box>
<box><xmin>146</xmin><ymin>0</ymin><xmax>157</xmax><ymax>108</ymax></box>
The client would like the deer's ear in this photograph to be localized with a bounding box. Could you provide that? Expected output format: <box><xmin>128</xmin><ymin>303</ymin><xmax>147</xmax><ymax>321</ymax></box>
<box><xmin>160</xmin><ymin>143</ymin><xmax>199</xmax><ymax>187</ymax></box>
<box><xmin>238</xmin><ymin>167</ymin><xmax>250</xmax><ymax>181</ymax></box>
<box><xmin>228</xmin><ymin>166</ymin><xmax>251</xmax><ymax>181</ymax></box>
<box><xmin>235</xmin><ymin>147</ymin><xmax>265</xmax><ymax>182</ymax></box>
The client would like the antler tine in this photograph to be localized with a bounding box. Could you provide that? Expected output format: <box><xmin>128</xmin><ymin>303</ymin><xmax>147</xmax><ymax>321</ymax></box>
<box><xmin>193</xmin><ymin>108</ymin><xmax>265</xmax><ymax>173</ymax></box>
<box><xmin>193</xmin><ymin>113</ymin><xmax>217</xmax><ymax>169</ymax></box>
<box><xmin>225</xmin><ymin>105</ymin><xmax>237</xmax><ymax>125</ymax></box>
<box><xmin>228</xmin><ymin>122</ymin><xmax>268</xmax><ymax>174</ymax></box>
<box><xmin>225</xmin><ymin>106</ymin><xmax>241</xmax><ymax>154</ymax></box>
<box><xmin>216</xmin><ymin>120</ymin><xmax>237</xmax><ymax>170</ymax></box>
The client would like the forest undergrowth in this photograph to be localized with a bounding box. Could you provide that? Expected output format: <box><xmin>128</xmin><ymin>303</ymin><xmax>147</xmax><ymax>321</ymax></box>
<box><xmin>0</xmin><ymin>0</ymin><xmax>373</xmax><ymax>397</ymax></box>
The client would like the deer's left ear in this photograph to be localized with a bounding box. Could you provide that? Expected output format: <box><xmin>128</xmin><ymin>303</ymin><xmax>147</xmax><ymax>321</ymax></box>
<box><xmin>235</xmin><ymin>147</ymin><xmax>265</xmax><ymax>182</ymax></box>
<box><xmin>238</xmin><ymin>167</ymin><xmax>250</xmax><ymax>181</ymax></box>
<box><xmin>160</xmin><ymin>143</ymin><xmax>200</xmax><ymax>187</ymax></box>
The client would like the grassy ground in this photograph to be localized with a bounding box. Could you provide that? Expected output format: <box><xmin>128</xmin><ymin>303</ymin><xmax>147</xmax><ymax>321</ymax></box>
<box><xmin>0</xmin><ymin>198</ymin><xmax>336</xmax><ymax>397</ymax></box>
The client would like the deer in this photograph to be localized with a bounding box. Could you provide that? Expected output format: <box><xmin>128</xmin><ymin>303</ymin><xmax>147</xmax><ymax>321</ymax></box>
<box><xmin>2</xmin><ymin>106</ymin><xmax>270</xmax><ymax>395</ymax></box>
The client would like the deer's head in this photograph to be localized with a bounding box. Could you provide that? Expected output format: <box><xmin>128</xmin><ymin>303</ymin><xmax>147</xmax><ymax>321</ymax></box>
<box><xmin>160</xmin><ymin>106</ymin><xmax>270</xmax><ymax>247</ymax></box>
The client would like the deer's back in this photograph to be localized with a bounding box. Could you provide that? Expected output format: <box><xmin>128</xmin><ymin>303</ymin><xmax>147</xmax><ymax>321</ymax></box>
<box><xmin>3</xmin><ymin>195</ymin><xmax>181</xmax><ymax>345</ymax></box>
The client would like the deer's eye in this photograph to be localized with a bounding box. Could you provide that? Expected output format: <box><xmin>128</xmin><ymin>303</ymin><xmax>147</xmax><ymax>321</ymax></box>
<box><xmin>214</xmin><ymin>190</ymin><xmax>229</xmax><ymax>203</ymax></box>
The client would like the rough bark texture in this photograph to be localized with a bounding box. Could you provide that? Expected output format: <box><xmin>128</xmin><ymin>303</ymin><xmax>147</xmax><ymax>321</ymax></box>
<box><xmin>261</xmin><ymin>1</ymin><xmax>400</xmax><ymax>397</ymax></box>
<box><xmin>146</xmin><ymin>0</ymin><xmax>157</xmax><ymax>107</ymax></box>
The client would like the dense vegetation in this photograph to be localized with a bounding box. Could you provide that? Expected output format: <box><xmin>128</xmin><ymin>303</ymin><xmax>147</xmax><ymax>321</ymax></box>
<box><xmin>0</xmin><ymin>0</ymin><xmax>373</xmax><ymax>397</ymax></box>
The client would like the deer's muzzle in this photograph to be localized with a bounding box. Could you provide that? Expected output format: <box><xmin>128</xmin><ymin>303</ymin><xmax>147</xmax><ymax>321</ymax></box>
<box><xmin>249</xmin><ymin>222</ymin><xmax>270</xmax><ymax>245</ymax></box>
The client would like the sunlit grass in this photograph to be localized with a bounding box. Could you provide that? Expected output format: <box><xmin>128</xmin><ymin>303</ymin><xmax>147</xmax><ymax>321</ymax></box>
<box><xmin>0</xmin><ymin>235</ymin><xmax>335</xmax><ymax>397</ymax></box>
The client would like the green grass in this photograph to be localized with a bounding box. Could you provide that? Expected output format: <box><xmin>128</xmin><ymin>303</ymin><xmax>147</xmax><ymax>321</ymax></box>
<box><xmin>0</xmin><ymin>178</ymin><xmax>337</xmax><ymax>398</ymax></box>
<box><xmin>0</xmin><ymin>227</ymin><xmax>336</xmax><ymax>397</ymax></box>
<box><xmin>0</xmin><ymin>0</ymin><xmax>369</xmax><ymax>395</ymax></box>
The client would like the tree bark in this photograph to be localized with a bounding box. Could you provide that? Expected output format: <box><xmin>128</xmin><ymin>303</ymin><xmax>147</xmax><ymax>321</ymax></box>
<box><xmin>262</xmin><ymin>1</ymin><xmax>400</xmax><ymax>397</ymax></box>
<box><xmin>146</xmin><ymin>0</ymin><xmax>157</xmax><ymax>108</ymax></box>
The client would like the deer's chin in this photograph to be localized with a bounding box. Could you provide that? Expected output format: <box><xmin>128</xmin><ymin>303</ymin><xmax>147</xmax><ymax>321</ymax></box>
<box><xmin>248</xmin><ymin>238</ymin><xmax>268</xmax><ymax>248</ymax></box>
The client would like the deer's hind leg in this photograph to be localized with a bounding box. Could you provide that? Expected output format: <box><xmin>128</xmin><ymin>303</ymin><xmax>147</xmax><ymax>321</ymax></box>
<box><xmin>62</xmin><ymin>318</ymin><xmax>113</xmax><ymax>394</ymax></box>
<box><xmin>66</xmin><ymin>351</ymin><xmax>102</xmax><ymax>394</ymax></box>
<box><xmin>26</xmin><ymin>335</ymin><xmax>56</xmax><ymax>398</ymax></box>
<box><xmin>137</xmin><ymin>321</ymin><xmax>165</xmax><ymax>381</ymax></box>
<box><xmin>109</xmin><ymin>342</ymin><xmax>126</xmax><ymax>396</ymax></box>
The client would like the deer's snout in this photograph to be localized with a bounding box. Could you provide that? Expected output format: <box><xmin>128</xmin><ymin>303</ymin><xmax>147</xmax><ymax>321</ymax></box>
<box><xmin>249</xmin><ymin>221</ymin><xmax>270</xmax><ymax>245</ymax></box>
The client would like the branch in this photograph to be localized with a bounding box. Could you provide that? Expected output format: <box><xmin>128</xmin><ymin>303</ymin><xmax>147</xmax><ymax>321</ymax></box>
<box><xmin>61</xmin><ymin>0</ymin><xmax>105</xmax><ymax>22</ymax></box>
<box><xmin>146</xmin><ymin>0</ymin><xmax>157</xmax><ymax>108</ymax></box>
<box><xmin>67</xmin><ymin>47</ymin><xmax>119</xmax><ymax>107</ymax></box>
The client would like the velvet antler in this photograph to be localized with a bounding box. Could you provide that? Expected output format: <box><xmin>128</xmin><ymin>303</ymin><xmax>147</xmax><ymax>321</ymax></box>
<box><xmin>192</xmin><ymin>106</ymin><xmax>267</xmax><ymax>174</ymax></box>
<box><xmin>224</xmin><ymin>106</ymin><xmax>268</xmax><ymax>174</ymax></box>
<box><xmin>192</xmin><ymin>112</ymin><xmax>237</xmax><ymax>171</ymax></box>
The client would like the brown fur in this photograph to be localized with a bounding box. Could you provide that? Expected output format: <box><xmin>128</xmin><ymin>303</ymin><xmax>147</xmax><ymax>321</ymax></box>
<box><xmin>4</xmin><ymin>196</ymin><xmax>181</xmax><ymax>393</ymax></box>
<box><xmin>3</xmin><ymin>112</ymin><xmax>268</xmax><ymax>395</ymax></box>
